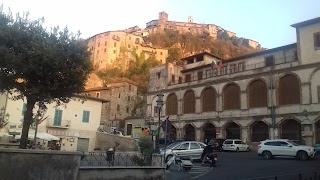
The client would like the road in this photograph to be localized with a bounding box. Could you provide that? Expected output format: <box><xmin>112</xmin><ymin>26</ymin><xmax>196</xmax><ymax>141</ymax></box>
<box><xmin>166</xmin><ymin>151</ymin><xmax>320</xmax><ymax>180</ymax></box>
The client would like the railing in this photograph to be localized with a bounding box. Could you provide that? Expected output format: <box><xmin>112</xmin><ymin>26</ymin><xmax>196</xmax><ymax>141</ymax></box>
<box><xmin>239</xmin><ymin>171</ymin><xmax>320</xmax><ymax>180</ymax></box>
<box><xmin>46</xmin><ymin>120</ymin><xmax>71</xmax><ymax>128</ymax></box>
<box><xmin>80</xmin><ymin>152</ymin><xmax>164</xmax><ymax>167</ymax></box>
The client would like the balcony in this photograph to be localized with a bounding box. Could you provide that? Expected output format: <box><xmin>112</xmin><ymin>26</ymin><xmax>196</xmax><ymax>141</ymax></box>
<box><xmin>46</xmin><ymin>120</ymin><xmax>71</xmax><ymax>129</ymax></box>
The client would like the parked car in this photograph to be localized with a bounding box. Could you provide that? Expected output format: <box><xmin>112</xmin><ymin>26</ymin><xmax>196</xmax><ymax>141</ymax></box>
<box><xmin>207</xmin><ymin>138</ymin><xmax>226</xmax><ymax>151</ymax></box>
<box><xmin>257</xmin><ymin>139</ymin><xmax>316</xmax><ymax>160</ymax></box>
<box><xmin>315</xmin><ymin>144</ymin><xmax>320</xmax><ymax>154</ymax></box>
<box><xmin>159</xmin><ymin>141</ymin><xmax>206</xmax><ymax>162</ymax></box>
<box><xmin>222</xmin><ymin>139</ymin><xmax>250</xmax><ymax>152</ymax></box>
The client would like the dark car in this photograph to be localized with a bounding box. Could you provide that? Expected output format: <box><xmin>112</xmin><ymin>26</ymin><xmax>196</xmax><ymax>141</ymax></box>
<box><xmin>207</xmin><ymin>138</ymin><xmax>226</xmax><ymax>151</ymax></box>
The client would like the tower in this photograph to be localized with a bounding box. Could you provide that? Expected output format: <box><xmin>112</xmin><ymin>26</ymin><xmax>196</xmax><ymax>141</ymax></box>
<box><xmin>159</xmin><ymin>11</ymin><xmax>168</xmax><ymax>27</ymax></box>
<box><xmin>188</xmin><ymin>16</ymin><xmax>193</xmax><ymax>23</ymax></box>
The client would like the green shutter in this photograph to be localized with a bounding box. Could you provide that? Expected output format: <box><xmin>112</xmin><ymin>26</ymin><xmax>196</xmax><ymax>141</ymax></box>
<box><xmin>53</xmin><ymin>109</ymin><xmax>62</xmax><ymax>126</ymax></box>
<box><xmin>82</xmin><ymin>111</ymin><xmax>90</xmax><ymax>123</ymax></box>
<box><xmin>21</xmin><ymin>103</ymin><xmax>27</xmax><ymax>116</ymax></box>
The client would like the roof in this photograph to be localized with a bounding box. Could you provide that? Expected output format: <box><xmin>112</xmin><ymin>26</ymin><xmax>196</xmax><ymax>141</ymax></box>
<box><xmin>85</xmin><ymin>87</ymin><xmax>111</xmax><ymax>92</ymax></box>
<box><xmin>73</xmin><ymin>94</ymin><xmax>109</xmax><ymax>103</ymax></box>
<box><xmin>181</xmin><ymin>52</ymin><xmax>223</xmax><ymax>61</ymax></box>
<box><xmin>291</xmin><ymin>17</ymin><xmax>320</xmax><ymax>28</ymax></box>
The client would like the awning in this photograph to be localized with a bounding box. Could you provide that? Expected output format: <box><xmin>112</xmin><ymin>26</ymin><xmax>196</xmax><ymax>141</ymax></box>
<box><xmin>15</xmin><ymin>132</ymin><xmax>60</xmax><ymax>141</ymax></box>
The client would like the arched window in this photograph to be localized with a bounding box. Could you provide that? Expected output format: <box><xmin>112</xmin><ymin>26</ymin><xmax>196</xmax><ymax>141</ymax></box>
<box><xmin>184</xmin><ymin>90</ymin><xmax>195</xmax><ymax>114</ymax></box>
<box><xmin>223</xmin><ymin>84</ymin><xmax>240</xmax><ymax>110</ymax></box>
<box><xmin>201</xmin><ymin>87</ymin><xmax>216</xmax><ymax>112</ymax></box>
<box><xmin>248</xmin><ymin>80</ymin><xmax>268</xmax><ymax>108</ymax></box>
<box><xmin>166</xmin><ymin>93</ymin><xmax>178</xmax><ymax>115</ymax></box>
<box><xmin>278</xmin><ymin>75</ymin><xmax>300</xmax><ymax>105</ymax></box>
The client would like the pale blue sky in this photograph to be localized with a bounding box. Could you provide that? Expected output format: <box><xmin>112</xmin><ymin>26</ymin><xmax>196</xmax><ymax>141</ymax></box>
<box><xmin>1</xmin><ymin>0</ymin><xmax>319</xmax><ymax>48</ymax></box>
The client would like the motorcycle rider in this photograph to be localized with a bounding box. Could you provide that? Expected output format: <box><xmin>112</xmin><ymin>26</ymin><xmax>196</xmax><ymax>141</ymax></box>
<box><xmin>201</xmin><ymin>139</ymin><xmax>215</xmax><ymax>165</ymax></box>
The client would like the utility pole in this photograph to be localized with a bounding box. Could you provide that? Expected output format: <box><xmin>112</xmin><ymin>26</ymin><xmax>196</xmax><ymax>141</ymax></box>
<box><xmin>269</xmin><ymin>66</ymin><xmax>276</xmax><ymax>139</ymax></box>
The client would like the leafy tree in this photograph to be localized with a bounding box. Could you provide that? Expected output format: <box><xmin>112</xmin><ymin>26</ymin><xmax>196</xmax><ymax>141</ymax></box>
<box><xmin>166</xmin><ymin>47</ymin><xmax>181</xmax><ymax>63</ymax></box>
<box><xmin>0</xmin><ymin>8</ymin><xmax>92</xmax><ymax>148</ymax></box>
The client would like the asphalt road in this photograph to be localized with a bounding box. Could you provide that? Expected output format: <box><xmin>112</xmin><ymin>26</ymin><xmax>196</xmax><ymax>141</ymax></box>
<box><xmin>166</xmin><ymin>151</ymin><xmax>320</xmax><ymax>180</ymax></box>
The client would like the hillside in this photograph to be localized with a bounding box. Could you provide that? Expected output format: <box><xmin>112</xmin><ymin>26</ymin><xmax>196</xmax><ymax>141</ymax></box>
<box><xmin>144</xmin><ymin>29</ymin><xmax>262</xmax><ymax>64</ymax></box>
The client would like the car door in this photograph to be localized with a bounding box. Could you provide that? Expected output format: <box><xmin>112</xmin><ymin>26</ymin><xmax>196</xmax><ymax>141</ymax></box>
<box><xmin>173</xmin><ymin>142</ymin><xmax>190</xmax><ymax>157</ymax></box>
<box><xmin>189</xmin><ymin>142</ymin><xmax>202</xmax><ymax>159</ymax></box>
<box><xmin>278</xmin><ymin>141</ymin><xmax>293</xmax><ymax>156</ymax></box>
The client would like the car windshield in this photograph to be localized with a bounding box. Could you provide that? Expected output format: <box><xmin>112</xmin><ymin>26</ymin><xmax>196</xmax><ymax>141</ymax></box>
<box><xmin>167</xmin><ymin>142</ymin><xmax>180</xmax><ymax>149</ymax></box>
<box><xmin>288</xmin><ymin>141</ymin><xmax>299</xmax><ymax>146</ymax></box>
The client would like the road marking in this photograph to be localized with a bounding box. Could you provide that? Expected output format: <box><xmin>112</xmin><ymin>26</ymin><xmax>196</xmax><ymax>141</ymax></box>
<box><xmin>183</xmin><ymin>163</ymin><xmax>213</xmax><ymax>180</ymax></box>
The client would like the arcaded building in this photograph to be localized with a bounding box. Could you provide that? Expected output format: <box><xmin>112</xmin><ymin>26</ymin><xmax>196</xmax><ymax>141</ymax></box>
<box><xmin>146</xmin><ymin>17</ymin><xmax>320</xmax><ymax>146</ymax></box>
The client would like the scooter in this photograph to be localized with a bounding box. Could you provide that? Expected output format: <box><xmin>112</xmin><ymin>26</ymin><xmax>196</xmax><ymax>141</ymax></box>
<box><xmin>166</xmin><ymin>149</ymin><xmax>193</xmax><ymax>171</ymax></box>
<box><xmin>202</xmin><ymin>153</ymin><xmax>218</xmax><ymax>167</ymax></box>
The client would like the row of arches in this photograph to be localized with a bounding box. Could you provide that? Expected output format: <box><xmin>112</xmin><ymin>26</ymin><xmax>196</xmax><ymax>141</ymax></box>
<box><xmin>166</xmin><ymin>74</ymin><xmax>300</xmax><ymax>115</ymax></box>
<box><xmin>166</xmin><ymin>119</ymin><xmax>315</xmax><ymax>143</ymax></box>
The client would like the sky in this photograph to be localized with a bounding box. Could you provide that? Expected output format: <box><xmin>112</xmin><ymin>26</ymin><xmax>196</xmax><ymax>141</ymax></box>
<box><xmin>1</xmin><ymin>0</ymin><xmax>319</xmax><ymax>49</ymax></box>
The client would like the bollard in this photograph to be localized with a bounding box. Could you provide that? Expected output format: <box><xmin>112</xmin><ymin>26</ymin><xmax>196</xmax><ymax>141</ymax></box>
<box><xmin>106</xmin><ymin>148</ymin><xmax>114</xmax><ymax>166</ymax></box>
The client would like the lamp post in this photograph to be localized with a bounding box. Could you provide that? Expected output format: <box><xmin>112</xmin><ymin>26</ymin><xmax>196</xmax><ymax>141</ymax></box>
<box><xmin>156</xmin><ymin>93</ymin><xmax>164</xmax><ymax>152</ymax></box>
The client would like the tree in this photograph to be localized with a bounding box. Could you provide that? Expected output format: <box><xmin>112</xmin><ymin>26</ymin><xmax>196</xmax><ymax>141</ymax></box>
<box><xmin>0</xmin><ymin>8</ymin><xmax>92</xmax><ymax>148</ymax></box>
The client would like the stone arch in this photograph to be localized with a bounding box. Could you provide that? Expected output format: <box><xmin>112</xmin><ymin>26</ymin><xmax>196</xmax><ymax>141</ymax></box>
<box><xmin>250</xmin><ymin>121</ymin><xmax>269</xmax><ymax>142</ymax></box>
<box><xmin>308</xmin><ymin>68</ymin><xmax>320</xmax><ymax>103</ymax></box>
<box><xmin>277</xmin><ymin>73</ymin><xmax>301</xmax><ymax>105</ymax></box>
<box><xmin>224</xmin><ymin>121</ymin><xmax>241</xmax><ymax>139</ymax></box>
<box><xmin>280</xmin><ymin>118</ymin><xmax>302</xmax><ymax>141</ymax></box>
<box><xmin>166</xmin><ymin>93</ymin><xmax>178</xmax><ymax>115</ymax></box>
<box><xmin>168</xmin><ymin>124</ymin><xmax>177</xmax><ymax>141</ymax></box>
<box><xmin>201</xmin><ymin>86</ymin><xmax>217</xmax><ymax>112</ymax></box>
<box><xmin>222</xmin><ymin>82</ymin><xmax>241</xmax><ymax>110</ymax></box>
<box><xmin>183</xmin><ymin>124</ymin><xmax>196</xmax><ymax>141</ymax></box>
<box><xmin>247</xmin><ymin>79</ymin><xmax>268</xmax><ymax>108</ymax></box>
<box><xmin>201</xmin><ymin>122</ymin><xmax>216</xmax><ymax>143</ymax></box>
<box><xmin>183</xmin><ymin>89</ymin><xmax>196</xmax><ymax>114</ymax></box>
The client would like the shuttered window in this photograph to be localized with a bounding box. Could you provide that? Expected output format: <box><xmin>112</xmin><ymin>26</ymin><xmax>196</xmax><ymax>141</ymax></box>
<box><xmin>278</xmin><ymin>75</ymin><xmax>300</xmax><ymax>105</ymax></box>
<box><xmin>166</xmin><ymin>94</ymin><xmax>178</xmax><ymax>115</ymax></box>
<box><xmin>202</xmin><ymin>87</ymin><xmax>216</xmax><ymax>112</ymax></box>
<box><xmin>249</xmin><ymin>80</ymin><xmax>268</xmax><ymax>108</ymax></box>
<box><xmin>82</xmin><ymin>110</ymin><xmax>90</xmax><ymax>123</ymax></box>
<box><xmin>184</xmin><ymin>90</ymin><xmax>195</xmax><ymax>114</ymax></box>
<box><xmin>223</xmin><ymin>84</ymin><xmax>240</xmax><ymax>110</ymax></box>
<box><xmin>53</xmin><ymin>109</ymin><xmax>63</xmax><ymax>126</ymax></box>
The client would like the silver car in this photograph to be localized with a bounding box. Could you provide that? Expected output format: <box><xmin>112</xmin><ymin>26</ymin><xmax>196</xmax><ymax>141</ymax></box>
<box><xmin>160</xmin><ymin>141</ymin><xmax>206</xmax><ymax>162</ymax></box>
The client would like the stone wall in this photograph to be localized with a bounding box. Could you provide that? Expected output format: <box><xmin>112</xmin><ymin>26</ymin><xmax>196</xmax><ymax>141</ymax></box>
<box><xmin>0</xmin><ymin>148</ymin><xmax>81</xmax><ymax>180</ymax></box>
<box><xmin>95</xmin><ymin>132</ymin><xmax>139</xmax><ymax>152</ymax></box>
<box><xmin>78</xmin><ymin>167</ymin><xmax>165</xmax><ymax>180</ymax></box>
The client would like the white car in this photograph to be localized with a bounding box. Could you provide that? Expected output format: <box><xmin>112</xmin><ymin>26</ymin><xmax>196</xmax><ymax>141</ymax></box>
<box><xmin>257</xmin><ymin>139</ymin><xmax>316</xmax><ymax>160</ymax></box>
<box><xmin>222</xmin><ymin>139</ymin><xmax>250</xmax><ymax>152</ymax></box>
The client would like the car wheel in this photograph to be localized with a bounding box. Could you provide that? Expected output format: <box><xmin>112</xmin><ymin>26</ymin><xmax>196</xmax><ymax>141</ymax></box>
<box><xmin>236</xmin><ymin>148</ymin><xmax>239</xmax><ymax>152</ymax></box>
<box><xmin>262</xmin><ymin>151</ymin><xmax>272</xmax><ymax>160</ymax></box>
<box><xmin>297</xmin><ymin>151</ymin><xmax>308</xmax><ymax>161</ymax></box>
<box><xmin>166</xmin><ymin>154</ymin><xmax>173</xmax><ymax>163</ymax></box>
<box><xmin>246</xmin><ymin>147</ymin><xmax>250</xmax><ymax>152</ymax></box>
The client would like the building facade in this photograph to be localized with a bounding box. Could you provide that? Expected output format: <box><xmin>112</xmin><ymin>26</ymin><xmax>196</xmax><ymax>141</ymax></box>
<box><xmin>144</xmin><ymin>11</ymin><xmax>260</xmax><ymax>49</ymax></box>
<box><xmin>146</xmin><ymin>17</ymin><xmax>320</xmax><ymax>146</ymax></box>
<box><xmin>0</xmin><ymin>93</ymin><xmax>106</xmax><ymax>152</ymax></box>
<box><xmin>87</xmin><ymin>31</ymin><xmax>168</xmax><ymax>71</ymax></box>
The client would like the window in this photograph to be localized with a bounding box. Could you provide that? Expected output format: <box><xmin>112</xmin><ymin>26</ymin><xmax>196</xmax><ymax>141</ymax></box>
<box><xmin>113</xmin><ymin>50</ymin><xmax>116</xmax><ymax>54</ymax></box>
<box><xmin>279</xmin><ymin>141</ymin><xmax>288</xmax><ymax>146</ymax></box>
<box><xmin>234</xmin><ymin>141</ymin><xmax>242</xmax><ymax>144</ymax></box>
<box><xmin>230</xmin><ymin>64</ymin><xmax>237</xmax><ymax>74</ymax></box>
<box><xmin>223</xmin><ymin>84</ymin><xmax>240</xmax><ymax>110</ymax></box>
<box><xmin>128</xmin><ymin>96</ymin><xmax>131</xmax><ymax>101</ymax></box>
<box><xmin>171</xmin><ymin>75</ymin><xmax>175</xmax><ymax>82</ymax></box>
<box><xmin>21</xmin><ymin>103</ymin><xmax>27</xmax><ymax>116</ymax></box>
<box><xmin>129</xmin><ymin>85</ymin><xmax>131</xmax><ymax>91</ymax></box>
<box><xmin>278</xmin><ymin>74</ymin><xmax>300</xmax><ymax>105</ymax></box>
<box><xmin>160</xmin><ymin>52</ymin><xmax>163</xmax><ymax>55</ymax></box>
<box><xmin>179</xmin><ymin>143</ymin><xmax>189</xmax><ymax>150</ymax></box>
<box><xmin>96</xmin><ymin>92</ymin><xmax>100</xmax><ymax>98</ymax></box>
<box><xmin>238</xmin><ymin>63</ymin><xmax>244</xmax><ymax>72</ymax></box>
<box><xmin>114</xmin><ymin>42</ymin><xmax>116</xmax><ymax>47</ymax></box>
<box><xmin>178</xmin><ymin>77</ymin><xmax>182</xmax><ymax>84</ymax></box>
<box><xmin>248</xmin><ymin>80</ymin><xmax>268</xmax><ymax>108</ymax></box>
<box><xmin>314</xmin><ymin>32</ymin><xmax>320</xmax><ymax>49</ymax></box>
<box><xmin>265</xmin><ymin>56</ymin><xmax>274</xmax><ymax>67</ymax></box>
<box><xmin>98</xmin><ymin>42</ymin><xmax>100</xmax><ymax>47</ymax></box>
<box><xmin>221</xmin><ymin>66</ymin><xmax>227</xmax><ymax>75</ymax></box>
<box><xmin>157</xmin><ymin>72</ymin><xmax>161</xmax><ymax>79</ymax></box>
<box><xmin>183</xmin><ymin>90</ymin><xmax>195</xmax><ymax>114</ymax></box>
<box><xmin>166</xmin><ymin>93</ymin><xmax>178</xmax><ymax>115</ymax></box>
<box><xmin>185</xmin><ymin>74</ymin><xmax>191</xmax><ymax>82</ymax></box>
<box><xmin>118</xmin><ymin>93</ymin><xmax>121</xmax><ymax>98</ymax></box>
<box><xmin>128</xmin><ymin>44</ymin><xmax>131</xmax><ymax>48</ymax></box>
<box><xmin>82</xmin><ymin>110</ymin><xmax>90</xmax><ymax>123</ymax></box>
<box><xmin>197</xmin><ymin>71</ymin><xmax>203</xmax><ymax>80</ymax></box>
<box><xmin>53</xmin><ymin>109</ymin><xmax>63</xmax><ymax>126</ymax></box>
<box><xmin>265</xmin><ymin>142</ymin><xmax>279</xmax><ymax>146</ymax></box>
<box><xmin>224</xmin><ymin>141</ymin><xmax>233</xmax><ymax>144</ymax></box>
<box><xmin>190</xmin><ymin>143</ymin><xmax>200</xmax><ymax>149</ymax></box>
<box><xmin>117</xmin><ymin>105</ymin><xmax>120</xmax><ymax>111</ymax></box>
<box><xmin>126</xmin><ymin>107</ymin><xmax>129</xmax><ymax>113</ymax></box>
<box><xmin>105</xmin><ymin>41</ymin><xmax>107</xmax><ymax>46</ymax></box>
<box><xmin>318</xmin><ymin>86</ymin><xmax>320</xmax><ymax>102</ymax></box>
<box><xmin>202</xmin><ymin>87</ymin><xmax>216</xmax><ymax>112</ymax></box>
<box><xmin>97</xmin><ymin>50</ymin><xmax>99</xmax><ymax>54</ymax></box>
<box><xmin>206</xmin><ymin>70</ymin><xmax>211</xmax><ymax>78</ymax></box>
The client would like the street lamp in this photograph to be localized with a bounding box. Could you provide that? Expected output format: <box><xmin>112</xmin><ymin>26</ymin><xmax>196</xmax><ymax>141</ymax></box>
<box><xmin>156</xmin><ymin>93</ymin><xmax>164</xmax><ymax>152</ymax></box>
